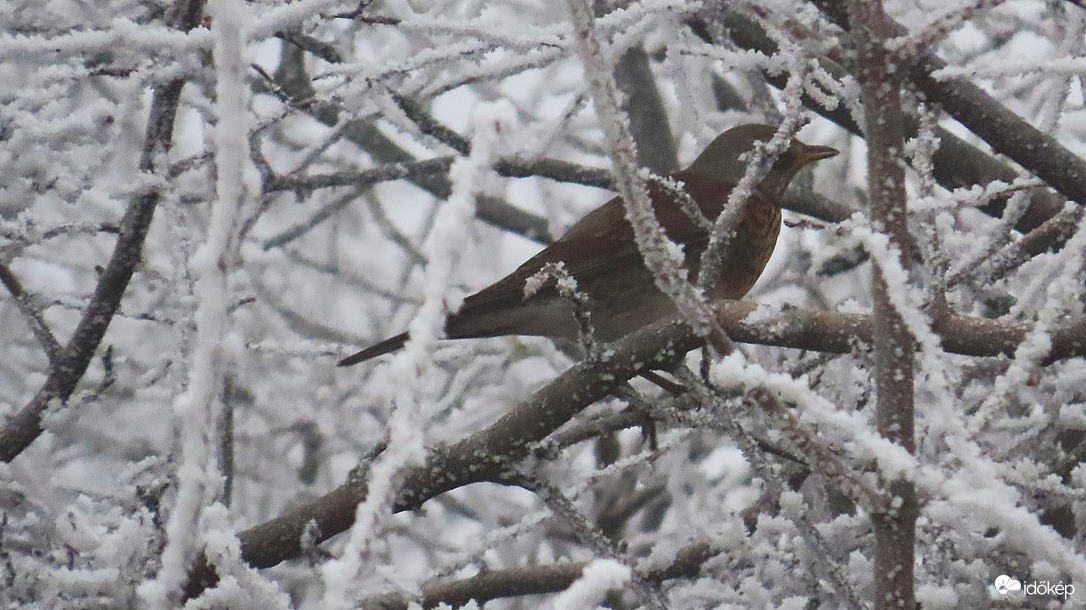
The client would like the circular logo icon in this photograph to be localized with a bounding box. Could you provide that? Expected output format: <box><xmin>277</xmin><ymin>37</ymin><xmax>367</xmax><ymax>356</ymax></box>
<box><xmin>995</xmin><ymin>575</ymin><xmax>1022</xmax><ymax>596</ymax></box>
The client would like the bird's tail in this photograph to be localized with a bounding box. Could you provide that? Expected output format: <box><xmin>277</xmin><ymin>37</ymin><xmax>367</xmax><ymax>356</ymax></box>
<box><xmin>337</xmin><ymin>332</ymin><xmax>409</xmax><ymax>367</ymax></box>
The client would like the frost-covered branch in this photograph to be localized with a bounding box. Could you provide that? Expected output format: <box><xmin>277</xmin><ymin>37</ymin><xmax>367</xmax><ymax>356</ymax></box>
<box><xmin>181</xmin><ymin>298</ymin><xmax>1086</xmax><ymax>593</ymax></box>
<box><xmin>141</xmin><ymin>0</ymin><xmax>259</xmax><ymax>605</ymax></box>
<box><xmin>321</xmin><ymin>102</ymin><xmax>513</xmax><ymax>608</ymax></box>
<box><xmin>526</xmin><ymin>262</ymin><xmax>600</xmax><ymax>360</ymax></box>
<box><xmin>0</xmin><ymin>262</ymin><xmax>61</xmax><ymax>362</ymax></box>
<box><xmin>813</xmin><ymin>0</ymin><xmax>1086</xmax><ymax>228</ymax></box>
<box><xmin>361</xmin><ymin>540</ymin><xmax>715</xmax><ymax>609</ymax></box>
<box><xmin>717</xmin><ymin>6</ymin><xmax>1067</xmax><ymax>233</ymax></box>
<box><xmin>847</xmin><ymin>1</ymin><xmax>916</xmax><ymax>606</ymax></box>
<box><xmin>265</xmin><ymin>156</ymin><xmax>618</xmax><ymax>194</ymax></box>
<box><xmin>261</xmin><ymin>56</ymin><xmax>556</xmax><ymax>242</ymax></box>
<box><xmin>697</xmin><ymin>68</ymin><xmax>807</xmax><ymax>297</ymax></box>
<box><xmin>527</xmin><ymin>477</ymin><xmax>663</xmax><ymax>609</ymax></box>
<box><xmin>887</xmin><ymin>0</ymin><xmax>1011</xmax><ymax>61</ymax></box>
<box><xmin>0</xmin><ymin>0</ymin><xmax>207</xmax><ymax>463</ymax></box>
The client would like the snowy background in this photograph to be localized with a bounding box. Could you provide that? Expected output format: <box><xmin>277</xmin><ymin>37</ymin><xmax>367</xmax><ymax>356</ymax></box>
<box><xmin>1</xmin><ymin>0</ymin><xmax>1086</xmax><ymax>607</ymax></box>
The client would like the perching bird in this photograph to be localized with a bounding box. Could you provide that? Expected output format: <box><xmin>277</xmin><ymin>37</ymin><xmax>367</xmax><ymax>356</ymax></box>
<box><xmin>339</xmin><ymin>123</ymin><xmax>838</xmax><ymax>366</ymax></box>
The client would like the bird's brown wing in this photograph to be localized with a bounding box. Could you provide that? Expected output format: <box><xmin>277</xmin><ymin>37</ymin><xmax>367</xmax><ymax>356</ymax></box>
<box><xmin>446</xmin><ymin>175</ymin><xmax>739</xmax><ymax>338</ymax></box>
<box><xmin>445</xmin><ymin>196</ymin><xmax>637</xmax><ymax>338</ymax></box>
<box><xmin>494</xmin><ymin>173</ymin><xmax>742</xmax><ymax>290</ymax></box>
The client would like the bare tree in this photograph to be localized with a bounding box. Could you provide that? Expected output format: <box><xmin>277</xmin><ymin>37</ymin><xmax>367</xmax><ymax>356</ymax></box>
<box><xmin>1</xmin><ymin>0</ymin><xmax>1086</xmax><ymax>607</ymax></box>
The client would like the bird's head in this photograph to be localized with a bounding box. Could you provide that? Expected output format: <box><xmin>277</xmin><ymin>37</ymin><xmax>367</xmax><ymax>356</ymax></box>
<box><xmin>686</xmin><ymin>123</ymin><xmax>839</xmax><ymax>197</ymax></box>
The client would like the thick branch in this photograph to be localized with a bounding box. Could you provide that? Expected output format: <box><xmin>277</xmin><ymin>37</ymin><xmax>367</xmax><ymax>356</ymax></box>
<box><xmin>712</xmin><ymin>8</ymin><xmax>1066</xmax><ymax>233</ymax></box>
<box><xmin>810</xmin><ymin>0</ymin><xmax>1084</xmax><ymax>231</ymax></box>
<box><xmin>848</xmin><ymin>0</ymin><xmax>916</xmax><ymax>607</ymax></box>
<box><xmin>614</xmin><ymin>45</ymin><xmax>678</xmax><ymax>174</ymax></box>
<box><xmin>362</xmin><ymin>540</ymin><xmax>714</xmax><ymax>609</ymax></box>
<box><xmin>182</xmin><ymin>297</ymin><xmax>1086</xmax><ymax>595</ymax></box>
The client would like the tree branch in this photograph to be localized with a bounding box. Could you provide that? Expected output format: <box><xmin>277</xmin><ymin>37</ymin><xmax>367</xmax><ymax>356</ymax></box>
<box><xmin>0</xmin><ymin>262</ymin><xmax>61</xmax><ymax>363</ymax></box>
<box><xmin>614</xmin><ymin>45</ymin><xmax>679</xmax><ymax>174</ymax></box>
<box><xmin>266</xmin><ymin>41</ymin><xmax>556</xmax><ymax>244</ymax></box>
<box><xmin>710</xmin><ymin>8</ymin><xmax>1067</xmax><ymax>233</ymax></box>
<box><xmin>181</xmin><ymin>297</ymin><xmax>1086</xmax><ymax>595</ymax></box>
<box><xmin>847</xmin><ymin>0</ymin><xmax>917</xmax><ymax>606</ymax></box>
<box><xmin>362</xmin><ymin>539</ymin><xmax>715</xmax><ymax>609</ymax></box>
<box><xmin>0</xmin><ymin>0</ymin><xmax>207</xmax><ymax>463</ymax></box>
<box><xmin>810</xmin><ymin>0</ymin><xmax>1086</xmax><ymax>231</ymax></box>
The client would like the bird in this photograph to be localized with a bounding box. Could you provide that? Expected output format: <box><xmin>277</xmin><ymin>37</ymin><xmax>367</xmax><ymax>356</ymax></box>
<box><xmin>339</xmin><ymin>123</ymin><xmax>838</xmax><ymax>367</ymax></box>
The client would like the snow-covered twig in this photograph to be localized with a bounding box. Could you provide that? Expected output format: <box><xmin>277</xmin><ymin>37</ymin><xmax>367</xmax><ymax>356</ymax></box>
<box><xmin>141</xmin><ymin>0</ymin><xmax>256</xmax><ymax>605</ymax></box>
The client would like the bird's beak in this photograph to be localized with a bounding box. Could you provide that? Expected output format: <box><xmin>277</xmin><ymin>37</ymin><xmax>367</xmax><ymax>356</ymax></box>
<box><xmin>799</xmin><ymin>144</ymin><xmax>840</xmax><ymax>165</ymax></box>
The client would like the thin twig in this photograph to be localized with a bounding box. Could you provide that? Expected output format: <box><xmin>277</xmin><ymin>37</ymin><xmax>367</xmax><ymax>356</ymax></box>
<box><xmin>0</xmin><ymin>262</ymin><xmax>62</xmax><ymax>363</ymax></box>
<box><xmin>0</xmin><ymin>0</ymin><xmax>207</xmax><ymax>463</ymax></box>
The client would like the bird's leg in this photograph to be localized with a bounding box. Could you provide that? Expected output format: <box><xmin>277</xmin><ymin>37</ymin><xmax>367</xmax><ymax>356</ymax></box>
<box><xmin>612</xmin><ymin>383</ymin><xmax>660</xmax><ymax>451</ymax></box>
